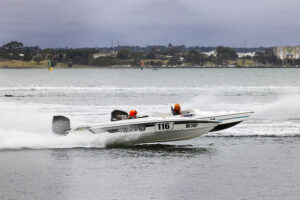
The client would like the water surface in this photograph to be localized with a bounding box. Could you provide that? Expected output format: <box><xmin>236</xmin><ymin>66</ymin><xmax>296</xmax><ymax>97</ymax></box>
<box><xmin>1</xmin><ymin>68</ymin><xmax>300</xmax><ymax>200</ymax></box>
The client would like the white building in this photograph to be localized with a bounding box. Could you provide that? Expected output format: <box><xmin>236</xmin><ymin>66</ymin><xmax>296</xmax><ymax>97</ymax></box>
<box><xmin>93</xmin><ymin>51</ymin><xmax>117</xmax><ymax>59</ymax></box>
<box><xmin>202</xmin><ymin>51</ymin><xmax>216</xmax><ymax>57</ymax></box>
<box><xmin>237</xmin><ymin>52</ymin><xmax>256</xmax><ymax>58</ymax></box>
<box><xmin>202</xmin><ymin>51</ymin><xmax>255</xmax><ymax>58</ymax></box>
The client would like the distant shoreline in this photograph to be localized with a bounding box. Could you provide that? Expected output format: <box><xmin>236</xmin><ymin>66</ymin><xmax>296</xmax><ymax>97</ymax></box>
<box><xmin>2</xmin><ymin>66</ymin><xmax>300</xmax><ymax>69</ymax></box>
<box><xmin>1</xmin><ymin>60</ymin><xmax>300</xmax><ymax>69</ymax></box>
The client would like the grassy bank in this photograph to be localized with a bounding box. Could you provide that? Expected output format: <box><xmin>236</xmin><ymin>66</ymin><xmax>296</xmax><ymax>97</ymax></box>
<box><xmin>0</xmin><ymin>60</ymin><xmax>103</xmax><ymax>69</ymax></box>
<box><xmin>0</xmin><ymin>60</ymin><xmax>62</xmax><ymax>68</ymax></box>
<box><xmin>0</xmin><ymin>59</ymin><xmax>296</xmax><ymax>68</ymax></box>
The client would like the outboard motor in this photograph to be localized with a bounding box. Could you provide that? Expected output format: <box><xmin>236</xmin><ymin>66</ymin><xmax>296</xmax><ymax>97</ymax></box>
<box><xmin>52</xmin><ymin>115</ymin><xmax>71</xmax><ymax>135</ymax></box>
<box><xmin>111</xmin><ymin>110</ymin><xmax>128</xmax><ymax>121</ymax></box>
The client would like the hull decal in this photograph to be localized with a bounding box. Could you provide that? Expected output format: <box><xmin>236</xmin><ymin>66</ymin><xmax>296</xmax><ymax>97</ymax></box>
<box><xmin>209</xmin><ymin>121</ymin><xmax>242</xmax><ymax>132</ymax></box>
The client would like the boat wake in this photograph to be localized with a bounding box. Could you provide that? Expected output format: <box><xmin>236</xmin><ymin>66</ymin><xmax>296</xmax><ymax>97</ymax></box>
<box><xmin>2</xmin><ymin>92</ymin><xmax>300</xmax><ymax>149</ymax></box>
<box><xmin>0</xmin><ymin>101</ymin><xmax>146</xmax><ymax>149</ymax></box>
<box><xmin>187</xmin><ymin>94</ymin><xmax>300</xmax><ymax>137</ymax></box>
<box><xmin>255</xmin><ymin>95</ymin><xmax>300</xmax><ymax>119</ymax></box>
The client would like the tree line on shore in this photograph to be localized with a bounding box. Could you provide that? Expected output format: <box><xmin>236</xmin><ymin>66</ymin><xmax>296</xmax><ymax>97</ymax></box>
<box><xmin>1</xmin><ymin>41</ymin><xmax>300</xmax><ymax>67</ymax></box>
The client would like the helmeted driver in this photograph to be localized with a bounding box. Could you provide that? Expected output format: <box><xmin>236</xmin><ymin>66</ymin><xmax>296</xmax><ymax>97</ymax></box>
<box><xmin>172</xmin><ymin>104</ymin><xmax>181</xmax><ymax>115</ymax></box>
<box><xmin>128</xmin><ymin>109</ymin><xmax>138</xmax><ymax>119</ymax></box>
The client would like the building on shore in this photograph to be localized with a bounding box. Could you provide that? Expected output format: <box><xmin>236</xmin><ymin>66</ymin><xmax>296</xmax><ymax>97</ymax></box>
<box><xmin>237</xmin><ymin>52</ymin><xmax>256</xmax><ymax>58</ymax></box>
<box><xmin>202</xmin><ymin>50</ymin><xmax>216</xmax><ymax>57</ymax></box>
<box><xmin>274</xmin><ymin>46</ymin><xmax>300</xmax><ymax>59</ymax></box>
<box><xmin>202</xmin><ymin>50</ymin><xmax>256</xmax><ymax>58</ymax></box>
<box><xmin>93</xmin><ymin>51</ymin><xmax>117</xmax><ymax>59</ymax></box>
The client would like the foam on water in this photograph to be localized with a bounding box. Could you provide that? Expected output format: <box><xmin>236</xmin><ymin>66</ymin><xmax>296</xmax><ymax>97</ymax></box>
<box><xmin>2</xmin><ymin>82</ymin><xmax>300</xmax><ymax>149</ymax></box>
<box><xmin>186</xmin><ymin>94</ymin><xmax>300</xmax><ymax>137</ymax></box>
<box><xmin>0</xmin><ymin>101</ymin><xmax>147</xmax><ymax>149</ymax></box>
<box><xmin>1</xmin><ymin>85</ymin><xmax>300</xmax><ymax>96</ymax></box>
<box><xmin>255</xmin><ymin>95</ymin><xmax>300</xmax><ymax>119</ymax></box>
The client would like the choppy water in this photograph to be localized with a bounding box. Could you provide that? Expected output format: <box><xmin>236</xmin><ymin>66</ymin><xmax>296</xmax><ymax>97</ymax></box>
<box><xmin>0</xmin><ymin>68</ymin><xmax>300</xmax><ymax>200</ymax></box>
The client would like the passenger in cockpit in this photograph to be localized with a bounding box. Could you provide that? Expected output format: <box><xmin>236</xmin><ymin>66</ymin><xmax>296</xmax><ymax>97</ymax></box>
<box><xmin>171</xmin><ymin>104</ymin><xmax>181</xmax><ymax>115</ymax></box>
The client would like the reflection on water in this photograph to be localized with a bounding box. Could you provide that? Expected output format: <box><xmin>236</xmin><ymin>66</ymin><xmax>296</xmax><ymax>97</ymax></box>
<box><xmin>50</xmin><ymin>149</ymin><xmax>71</xmax><ymax>161</ymax></box>
<box><xmin>45</xmin><ymin>144</ymin><xmax>213</xmax><ymax>159</ymax></box>
<box><xmin>108</xmin><ymin>144</ymin><xmax>213</xmax><ymax>157</ymax></box>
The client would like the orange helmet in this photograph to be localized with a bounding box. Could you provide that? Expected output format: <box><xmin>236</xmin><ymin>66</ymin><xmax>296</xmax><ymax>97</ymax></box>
<box><xmin>129</xmin><ymin>110</ymin><xmax>138</xmax><ymax>118</ymax></box>
<box><xmin>174</xmin><ymin>104</ymin><xmax>181</xmax><ymax>112</ymax></box>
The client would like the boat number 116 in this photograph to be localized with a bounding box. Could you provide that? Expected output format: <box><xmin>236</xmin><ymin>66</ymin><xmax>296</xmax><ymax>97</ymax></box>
<box><xmin>157</xmin><ymin>123</ymin><xmax>170</xmax><ymax>130</ymax></box>
<box><xmin>155</xmin><ymin>122</ymin><xmax>174</xmax><ymax>131</ymax></box>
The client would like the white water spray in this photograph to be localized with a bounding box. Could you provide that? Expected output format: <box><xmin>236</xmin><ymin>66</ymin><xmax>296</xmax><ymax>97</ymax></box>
<box><xmin>0</xmin><ymin>101</ymin><xmax>110</xmax><ymax>149</ymax></box>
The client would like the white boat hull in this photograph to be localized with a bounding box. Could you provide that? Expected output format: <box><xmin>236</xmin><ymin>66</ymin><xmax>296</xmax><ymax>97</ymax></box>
<box><xmin>126</xmin><ymin>122</ymin><xmax>217</xmax><ymax>144</ymax></box>
<box><xmin>67</xmin><ymin>118</ymin><xmax>219</xmax><ymax>145</ymax></box>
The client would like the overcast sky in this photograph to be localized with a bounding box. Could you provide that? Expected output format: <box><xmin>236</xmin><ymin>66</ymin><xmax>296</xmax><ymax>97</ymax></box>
<box><xmin>1</xmin><ymin>0</ymin><xmax>300</xmax><ymax>48</ymax></box>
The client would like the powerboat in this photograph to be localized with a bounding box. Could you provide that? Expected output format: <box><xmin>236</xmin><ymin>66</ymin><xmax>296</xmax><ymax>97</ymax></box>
<box><xmin>52</xmin><ymin>110</ymin><xmax>220</xmax><ymax>146</ymax></box>
<box><xmin>52</xmin><ymin>109</ymin><xmax>253</xmax><ymax>146</ymax></box>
